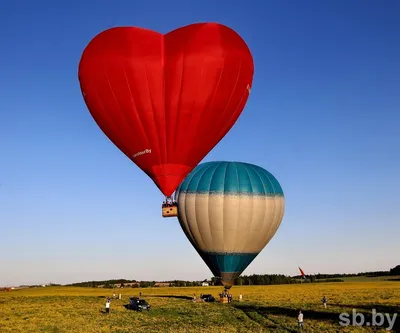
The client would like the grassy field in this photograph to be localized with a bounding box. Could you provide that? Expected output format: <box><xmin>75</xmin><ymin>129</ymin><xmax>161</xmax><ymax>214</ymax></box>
<box><xmin>316</xmin><ymin>276</ymin><xmax>400</xmax><ymax>283</ymax></box>
<box><xmin>0</xmin><ymin>282</ymin><xmax>399</xmax><ymax>332</ymax></box>
<box><xmin>340</xmin><ymin>276</ymin><xmax>400</xmax><ymax>282</ymax></box>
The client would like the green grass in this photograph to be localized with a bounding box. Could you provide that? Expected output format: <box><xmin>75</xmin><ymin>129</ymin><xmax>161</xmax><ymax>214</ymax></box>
<box><xmin>0</xmin><ymin>282</ymin><xmax>399</xmax><ymax>332</ymax></box>
<box><xmin>339</xmin><ymin>275</ymin><xmax>400</xmax><ymax>282</ymax></box>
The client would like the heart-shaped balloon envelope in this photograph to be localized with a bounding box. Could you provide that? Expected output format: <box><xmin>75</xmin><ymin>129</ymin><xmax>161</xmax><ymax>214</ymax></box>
<box><xmin>78</xmin><ymin>23</ymin><xmax>254</xmax><ymax>196</ymax></box>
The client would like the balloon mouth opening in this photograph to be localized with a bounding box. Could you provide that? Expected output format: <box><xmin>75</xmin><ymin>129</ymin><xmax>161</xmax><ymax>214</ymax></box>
<box><xmin>218</xmin><ymin>275</ymin><xmax>237</xmax><ymax>289</ymax></box>
<box><xmin>221</xmin><ymin>280</ymin><xmax>234</xmax><ymax>288</ymax></box>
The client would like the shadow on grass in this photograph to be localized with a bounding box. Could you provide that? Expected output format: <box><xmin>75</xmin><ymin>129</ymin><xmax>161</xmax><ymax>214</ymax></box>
<box><xmin>235</xmin><ymin>304</ymin><xmax>339</xmax><ymax>321</ymax></box>
<box><xmin>145</xmin><ymin>295</ymin><xmax>193</xmax><ymax>300</ymax></box>
<box><xmin>234</xmin><ymin>304</ymin><xmax>400</xmax><ymax>332</ymax></box>
<box><xmin>330</xmin><ymin>303</ymin><xmax>399</xmax><ymax>313</ymax></box>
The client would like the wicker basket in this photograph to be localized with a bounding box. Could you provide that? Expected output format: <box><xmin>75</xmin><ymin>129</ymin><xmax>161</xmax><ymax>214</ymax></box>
<box><xmin>162</xmin><ymin>205</ymin><xmax>178</xmax><ymax>217</ymax></box>
<box><xmin>219</xmin><ymin>296</ymin><xmax>229</xmax><ymax>303</ymax></box>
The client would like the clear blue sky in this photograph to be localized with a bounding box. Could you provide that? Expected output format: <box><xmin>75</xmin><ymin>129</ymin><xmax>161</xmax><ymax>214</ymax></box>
<box><xmin>0</xmin><ymin>0</ymin><xmax>399</xmax><ymax>286</ymax></box>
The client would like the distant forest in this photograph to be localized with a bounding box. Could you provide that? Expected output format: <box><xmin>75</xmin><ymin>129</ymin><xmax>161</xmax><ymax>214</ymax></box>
<box><xmin>65</xmin><ymin>265</ymin><xmax>400</xmax><ymax>288</ymax></box>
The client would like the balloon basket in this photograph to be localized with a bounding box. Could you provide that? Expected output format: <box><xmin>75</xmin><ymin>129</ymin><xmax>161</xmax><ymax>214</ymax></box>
<box><xmin>162</xmin><ymin>203</ymin><xmax>178</xmax><ymax>218</ymax></box>
<box><xmin>219</xmin><ymin>296</ymin><xmax>229</xmax><ymax>304</ymax></box>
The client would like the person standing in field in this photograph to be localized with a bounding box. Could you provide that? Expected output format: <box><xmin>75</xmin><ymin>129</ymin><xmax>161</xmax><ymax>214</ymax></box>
<box><xmin>322</xmin><ymin>296</ymin><xmax>327</xmax><ymax>308</ymax></box>
<box><xmin>298</xmin><ymin>310</ymin><xmax>303</xmax><ymax>330</ymax></box>
<box><xmin>239</xmin><ymin>294</ymin><xmax>243</xmax><ymax>302</ymax></box>
<box><xmin>105</xmin><ymin>298</ymin><xmax>110</xmax><ymax>314</ymax></box>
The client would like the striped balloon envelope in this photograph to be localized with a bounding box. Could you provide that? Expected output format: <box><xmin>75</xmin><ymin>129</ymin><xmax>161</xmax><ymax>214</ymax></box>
<box><xmin>175</xmin><ymin>161</ymin><xmax>285</xmax><ymax>288</ymax></box>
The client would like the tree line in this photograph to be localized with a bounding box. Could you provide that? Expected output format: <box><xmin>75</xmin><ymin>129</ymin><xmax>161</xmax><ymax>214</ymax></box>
<box><xmin>66</xmin><ymin>279</ymin><xmax>206</xmax><ymax>288</ymax></box>
<box><xmin>68</xmin><ymin>275</ymin><xmax>300</xmax><ymax>288</ymax></box>
<box><xmin>292</xmin><ymin>265</ymin><xmax>400</xmax><ymax>280</ymax></box>
<box><xmin>66</xmin><ymin>265</ymin><xmax>399</xmax><ymax>288</ymax></box>
<box><xmin>233</xmin><ymin>274</ymin><xmax>295</xmax><ymax>285</ymax></box>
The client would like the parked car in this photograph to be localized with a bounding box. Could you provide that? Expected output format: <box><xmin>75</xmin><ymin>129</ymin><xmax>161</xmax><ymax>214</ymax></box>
<box><xmin>200</xmin><ymin>294</ymin><xmax>215</xmax><ymax>302</ymax></box>
<box><xmin>128</xmin><ymin>297</ymin><xmax>151</xmax><ymax>311</ymax></box>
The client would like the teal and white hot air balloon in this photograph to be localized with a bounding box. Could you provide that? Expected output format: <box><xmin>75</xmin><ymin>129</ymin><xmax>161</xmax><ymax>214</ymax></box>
<box><xmin>175</xmin><ymin>161</ymin><xmax>285</xmax><ymax>289</ymax></box>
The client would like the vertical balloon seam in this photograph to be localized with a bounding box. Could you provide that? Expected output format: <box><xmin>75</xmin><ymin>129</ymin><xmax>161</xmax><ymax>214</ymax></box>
<box><xmin>255</xmin><ymin>165</ymin><xmax>284</xmax><ymax>250</ymax></box>
<box><xmin>91</xmin><ymin>81</ymin><xmax>132</xmax><ymax>157</ymax></box>
<box><xmin>181</xmin><ymin>162</ymin><xmax>205</xmax><ymax>193</ymax></box>
<box><xmin>180</xmin><ymin>60</ymin><xmax>200</xmax><ymax>167</ymax></box>
<box><xmin>123</xmin><ymin>67</ymin><xmax>152</xmax><ymax>163</ymax></box>
<box><xmin>131</xmin><ymin>40</ymin><xmax>165</xmax><ymax>184</ymax></box>
<box><xmin>179</xmin><ymin>25</ymin><xmax>211</xmax><ymax>168</ymax></box>
<box><xmin>205</xmin><ymin>60</ymin><xmax>244</xmax><ymax>158</ymax></box>
<box><xmin>190</xmin><ymin>163</ymin><xmax>216</xmax><ymax>250</ymax></box>
<box><xmin>201</xmin><ymin>253</ymin><xmax>259</xmax><ymax>279</ymax></box>
<box><xmin>143</xmin><ymin>61</ymin><xmax>163</xmax><ymax>168</ymax></box>
<box><xmin>104</xmin><ymin>55</ymin><xmax>139</xmax><ymax>156</ymax></box>
<box><xmin>90</xmin><ymin>73</ymin><xmax>129</xmax><ymax>153</ymax></box>
<box><xmin>209</xmin><ymin>165</ymin><xmax>253</xmax><ymax>273</ymax></box>
<box><xmin>180</xmin><ymin>162</ymin><xmax>284</xmax><ymax>196</ymax></box>
<box><xmin>192</xmin><ymin>27</ymin><xmax>253</xmax><ymax>169</ymax></box>
<box><xmin>231</xmin><ymin>162</ymin><xmax>241</xmax><ymax>255</ymax></box>
<box><xmin>237</xmin><ymin>164</ymin><xmax>258</xmax><ymax>255</ymax></box>
<box><xmin>265</xmin><ymin>170</ymin><xmax>281</xmax><ymax>248</ymax></box>
<box><xmin>260</xmin><ymin>165</ymin><xmax>284</xmax><ymax>247</ymax></box>
<box><xmin>218</xmin><ymin>60</ymin><xmax>243</xmax><ymax>120</ymax></box>
<box><xmin>207</xmin><ymin>162</ymin><xmax>225</xmax><ymax>254</ymax></box>
<box><xmin>201</xmin><ymin>53</ymin><xmax>241</xmax><ymax>155</ymax></box>
<box><xmin>242</xmin><ymin>163</ymin><xmax>256</xmax><ymax>258</ymax></box>
<box><xmin>178</xmin><ymin>196</ymin><xmax>197</xmax><ymax>252</ymax></box>
<box><xmin>181</xmin><ymin>190</ymin><xmax>195</xmax><ymax>247</ymax></box>
<box><xmin>212</xmin><ymin>61</ymin><xmax>252</xmax><ymax>155</ymax></box>
<box><xmin>232</xmin><ymin>162</ymin><xmax>245</xmax><ymax>255</ymax></box>
<box><xmin>161</xmin><ymin>36</ymin><xmax>168</xmax><ymax>165</ymax></box>
<box><xmin>180</xmin><ymin>189</ymin><xmax>205</xmax><ymax>258</ymax></box>
<box><xmin>124</xmin><ymin>65</ymin><xmax>159</xmax><ymax>178</ymax></box>
<box><xmin>181</xmin><ymin>181</ymin><xmax>200</xmax><ymax>250</ymax></box>
<box><xmin>170</xmin><ymin>43</ymin><xmax>186</xmax><ymax>165</ymax></box>
<box><xmin>197</xmin><ymin>163</ymin><xmax>222</xmax><ymax>277</ymax></box>
<box><xmin>229</xmin><ymin>166</ymin><xmax>277</xmax><ymax>272</ymax></box>
<box><xmin>221</xmin><ymin>162</ymin><xmax>229</xmax><ymax>256</ymax></box>
<box><xmin>86</xmin><ymin>54</ymin><xmax>147</xmax><ymax>175</ymax></box>
<box><xmin>180</xmin><ymin>24</ymin><xmax>234</xmax><ymax>168</ymax></box>
<box><xmin>255</xmin><ymin>164</ymin><xmax>281</xmax><ymax>244</ymax></box>
<box><xmin>258</xmin><ymin>167</ymin><xmax>271</xmax><ymax>250</ymax></box>
<box><xmin>250</xmin><ymin>164</ymin><xmax>277</xmax><ymax>253</ymax></box>
<box><xmin>184</xmin><ymin>47</ymin><xmax>226</xmax><ymax>168</ymax></box>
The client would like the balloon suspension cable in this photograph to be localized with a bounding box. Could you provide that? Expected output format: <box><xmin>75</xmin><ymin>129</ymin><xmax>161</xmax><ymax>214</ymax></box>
<box><xmin>214</xmin><ymin>276</ymin><xmax>232</xmax><ymax>293</ymax></box>
<box><xmin>163</xmin><ymin>196</ymin><xmax>176</xmax><ymax>207</ymax></box>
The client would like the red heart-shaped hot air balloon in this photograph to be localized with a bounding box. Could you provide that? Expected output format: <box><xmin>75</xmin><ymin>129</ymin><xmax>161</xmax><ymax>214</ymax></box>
<box><xmin>78</xmin><ymin>22</ymin><xmax>254</xmax><ymax>197</ymax></box>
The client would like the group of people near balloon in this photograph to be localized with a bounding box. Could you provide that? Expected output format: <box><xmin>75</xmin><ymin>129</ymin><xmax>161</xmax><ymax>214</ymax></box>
<box><xmin>219</xmin><ymin>290</ymin><xmax>233</xmax><ymax>303</ymax></box>
<box><xmin>79</xmin><ymin>22</ymin><xmax>285</xmax><ymax>292</ymax></box>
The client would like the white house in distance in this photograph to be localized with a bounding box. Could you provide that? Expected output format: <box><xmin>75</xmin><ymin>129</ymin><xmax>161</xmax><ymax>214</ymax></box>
<box><xmin>201</xmin><ymin>282</ymin><xmax>209</xmax><ymax>286</ymax></box>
